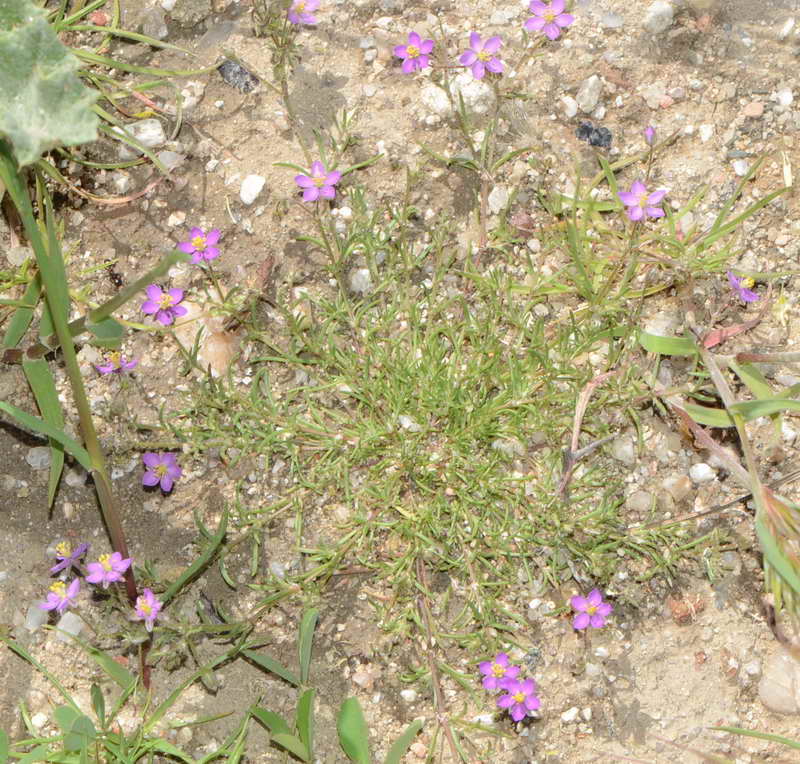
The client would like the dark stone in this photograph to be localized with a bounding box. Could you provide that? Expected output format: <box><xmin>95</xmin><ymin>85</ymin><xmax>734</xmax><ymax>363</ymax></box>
<box><xmin>576</xmin><ymin>121</ymin><xmax>612</xmax><ymax>148</ymax></box>
<box><xmin>217</xmin><ymin>60</ymin><xmax>260</xmax><ymax>93</ymax></box>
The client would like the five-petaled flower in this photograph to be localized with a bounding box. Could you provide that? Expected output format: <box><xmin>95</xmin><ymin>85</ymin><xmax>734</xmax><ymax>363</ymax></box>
<box><xmin>571</xmin><ymin>588</ymin><xmax>613</xmax><ymax>630</ymax></box>
<box><xmin>50</xmin><ymin>542</ymin><xmax>89</xmax><ymax>575</ymax></box>
<box><xmin>142</xmin><ymin>452</ymin><xmax>182</xmax><ymax>492</ymax></box>
<box><xmin>459</xmin><ymin>33</ymin><xmax>504</xmax><ymax>80</ymax></box>
<box><xmin>617</xmin><ymin>180</ymin><xmax>667</xmax><ymax>222</ymax></box>
<box><xmin>288</xmin><ymin>0</ymin><xmax>318</xmax><ymax>25</ymax></box>
<box><xmin>135</xmin><ymin>588</ymin><xmax>163</xmax><ymax>632</ymax></box>
<box><xmin>178</xmin><ymin>226</ymin><xmax>221</xmax><ymax>264</ymax></box>
<box><xmin>478</xmin><ymin>653</ymin><xmax>521</xmax><ymax>691</ymax></box>
<box><xmin>86</xmin><ymin>552</ymin><xmax>132</xmax><ymax>588</ymax></box>
<box><xmin>40</xmin><ymin>578</ymin><xmax>81</xmax><ymax>614</ymax></box>
<box><xmin>294</xmin><ymin>161</ymin><xmax>342</xmax><ymax>202</ymax></box>
<box><xmin>394</xmin><ymin>31</ymin><xmax>434</xmax><ymax>73</ymax></box>
<box><xmin>496</xmin><ymin>678</ymin><xmax>541</xmax><ymax>722</ymax></box>
<box><xmin>141</xmin><ymin>285</ymin><xmax>188</xmax><ymax>326</ymax></box>
<box><xmin>96</xmin><ymin>352</ymin><xmax>138</xmax><ymax>375</ymax></box>
<box><xmin>524</xmin><ymin>0</ymin><xmax>574</xmax><ymax>41</ymax></box>
<box><xmin>728</xmin><ymin>271</ymin><xmax>759</xmax><ymax>303</ymax></box>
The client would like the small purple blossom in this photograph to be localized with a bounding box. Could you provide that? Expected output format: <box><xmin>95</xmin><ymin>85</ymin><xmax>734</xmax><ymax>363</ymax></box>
<box><xmin>40</xmin><ymin>578</ymin><xmax>81</xmax><ymax>614</ymax></box>
<box><xmin>479</xmin><ymin>653</ymin><xmax>521</xmax><ymax>691</ymax></box>
<box><xmin>50</xmin><ymin>542</ymin><xmax>89</xmax><ymax>575</ymax></box>
<box><xmin>288</xmin><ymin>0</ymin><xmax>318</xmax><ymax>25</ymax></box>
<box><xmin>178</xmin><ymin>227</ymin><xmax>221</xmax><ymax>265</ymax></box>
<box><xmin>141</xmin><ymin>285</ymin><xmax>188</xmax><ymax>326</ymax></box>
<box><xmin>394</xmin><ymin>31</ymin><xmax>434</xmax><ymax>74</ymax></box>
<box><xmin>459</xmin><ymin>32</ymin><xmax>504</xmax><ymax>80</ymax></box>
<box><xmin>524</xmin><ymin>0</ymin><xmax>574</xmax><ymax>41</ymax></box>
<box><xmin>86</xmin><ymin>552</ymin><xmax>132</xmax><ymax>588</ymax></box>
<box><xmin>95</xmin><ymin>352</ymin><xmax>138</xmax><ymax>375</ymax></box>
<box><xmin>496</xmin><ymin>678</ymin><xmax>541</xmax><ymax>722</ymax></box>
<box><xmin>727</xmin><ymin>271</ymin><xmax>759</xmax><ymax>303</ymax></box>
<box><xmin>571</xmin><ymin>588</ymin><xmax>613</xmax><ymax>630</ymax></box>
<box><xmin>142</xmin><ymin>452</ymin><xmax>182</xmax><ymax>492</ymax></box>
<box><xmin>617</xmin><ymin>180</ymin><xmax>667</xmax><ymax>222</ymax></box>
<box><xmin>135</xmin><ymin>588</ymin><xmax>163</xmax><ymax>632</ymax></box>
<box><xmin>644</xmin><ymin>125</ymin><xmax>656</xmax><ymax>146</ymax></box>
<box><xmin>294</xmin><ymin>161</ymin><xmax>341</xmax><ymax>202</ymax></box>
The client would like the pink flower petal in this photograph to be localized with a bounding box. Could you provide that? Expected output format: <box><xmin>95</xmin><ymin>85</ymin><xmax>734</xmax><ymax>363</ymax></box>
<box><xmin>556</xmin><ymin>13</ymin><xmax>574</xmax><ymax>27</ymax></box>
<box><xmin>408</xmin><ymin>31</ymin><xmax>421</xmax><ymax>46</ymax></box>
<box><xmin>571</xmin><ymin>595</ymin><xmax>588</xmax><ymax>610</ymax></box>
<box><xmin>420</xmin><ymin>39</ymin><xmax>434</xmax><ymax>54</ymax></box>
<box><xmin>483</xmin><ymin>36</ymin><xmax>503</xmax><ymax>54</ymax></box>
<box><xmin>525</xmin><ymin>16</ymin><xmax>546</xmax><ymax>31</ymax></box>
<box><xmin>460</xmin><ymin>50</ymin><xmax>477</xmax><ymax>66</ymax></box>
<box><xmin>206</xmin><ymin>229</ymin><xmax>221</xmax><ymax>245</ymax></box>
<box><xmin>302</xmin><ymin>187</ymin><xmax>320</xmax><ymax>202</ymax></box>
<box><xmin>394</xmin><ymin>44</ymin><xmax>408</xmax><ymax>58</ymax></box>
<box><xmin>319</xmin><ymin>185</ymin><xmax>336</xmax><ymax>199</ymax></box>
<box><xmin>325</xmin><ymin>170</ymin><xmax>341</xmax><ymax>184</ymax></box>
<box><xmin>630</xmin><ymin>180</ymin><xmax>647</xmax><ymax>196</ymax></box>
<box><xmin>145</xmin><ymin>284</ymin><xmax>162</xmax><ymax>300</ymax></box>
<box><xmin>469</xmin><ymin>31</ymin><xmax>481</xmax><ymax>50</ymax></box>
<box><xmin>295</xmin><ymin>174</ymin><xmax>314</xmax><ymax>188</ymax></box>
<box><xmin>471</xmin><ymin>61</ymin><xmax>486</xmax><ymax>79</ymax></box>
<box><xmin>177</xmin><ymin>241</ymin><xmax>195</xmax><ymax>254</ymax></box>
<box><xmin>141</xmin><ymin>301</ymin><xmax>158</xmax><ymax>314</ymax></box>
<box><xmin>310</xmin><ymin>160</ymin><xmax>325</xmax><ymax>176</ymax></box>
<box><xmin>544</xmin><ymin>23</ymin><xmax>561</xmax><ymax>40</ymax></box>
<box><xmin>617</xmin><ymin>191</ymin><xmax>637</xmax><ymax>206</ymax></box>
<box><xmin>551</xmin><ymin>0</ymin><xmax>565</xmax><ymax>14</ymax></box>
<box><xmin>645</xmin><ymin>206</ymin><xmax>665</xmax><ymax>218</ymax></box>
<box><xmin>171</xmin><ymin>304</ymin><xmax>188</xmax><ymax>318</ymax></box>
<box><xmin>529</xmin><ymin>0</ymin><xmax>548</xmax><ymax>14</ymax></box>
<box><xmin>586</xmin><ymin>589</ymin><xmax>603</xmax><ymax>607</ymax></box>
<box><xmin>573</xmin><ymin>612</ymin><xmax>590</xmax><ymax>629</ymax></box>
<box><xmin>627</xmin><ymin>206</ymin><xmax>644</xmax><ymax>222</ymax></box>
<box><xmin>167</xmin><ymin>288</ymin><xmax>184</xmax><ymax>302</ymax></box>
<box><xmin>486</xmin><ymin>58</ymin><xmax>504</xmax><ymax>74</ymax></box>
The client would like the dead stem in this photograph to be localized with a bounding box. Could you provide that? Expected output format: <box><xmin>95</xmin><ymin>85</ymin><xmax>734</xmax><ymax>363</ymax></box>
<box><xmin>415</xmin><ymin>557</ymin><xmax>460</xmax><ymax>762</ymax></box>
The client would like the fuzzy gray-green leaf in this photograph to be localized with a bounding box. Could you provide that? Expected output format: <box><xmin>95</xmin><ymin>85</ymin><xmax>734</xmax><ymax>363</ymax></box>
<box><xmin>0</xmin><ymin>0</ymin><xmax>98</xmax><ymax>166</ymax></box>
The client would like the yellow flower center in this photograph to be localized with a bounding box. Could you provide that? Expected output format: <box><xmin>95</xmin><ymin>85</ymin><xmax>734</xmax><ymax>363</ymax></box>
<box><xmin>406</xmin><ymin>44</ymin><xmax>420</xmax><ymax>58</ymax></box>
<box><xmin>587</xmin><ymin>604</ymin><xmax>597</xmax><ymax>615</ymax></box>
<box><xmin>158</xmin><ymin>294</ymin><xmax>174</xmax><ymax>309</ymax></box>
<box><xmin>477</xmin><ymin>50</ymin><xmax>493</xmax><ymax>62</ymax></box>
<box><xmin>740</xmin><ymin>277</ymin><xmax>755</xmax><ymax>289</ymax></box>
<box><xmin>99</xmin><ymin>553</ymin><xmax>112</xmax><ymax>571</ymax></box>
<box><xmin>544</xmin><ymin>10</ymin><xmax>556</xmax><ymax>22</ymax></box>
<box><xmin>138</xmin><ymin>599</ymin><xmax>152</xmax><ymax>615</ymax></box>
<box><xmin>191</xmin><ymin>235</ymin><xmax>207</xmax><ymax>251</ymax></box>
<box><xmin>107</xmin><ymin>351</ymin><xmax>121</xmax><ymax>367</ymax></box>
<box><xmin>513</xmin><ymin>691</ymin><xmax>525</xmax><ymax>703</ymax></box>
<box><xmin>55</xmin><ymin>541</ymin><xmax>71</xmax><ymax>558</ymax></box>
<box><xmin>50</xmin><ymin>581</ymin><xmax>67</xmax><ymax>597</ymax></box>
<box><xmin>492</xmin><ymin>664</ymin><xmax>506</xmax><ymax>677</ymax></box>
<box><xmin>313</xmin><ymin>176</ymin><xmax>326</xmax><ymax>187</ymax></box>
<box><xmin>295</xmin><ymin>1</ymin><xmax>305</xmax><ymax>10</ymax></box>
<box><xmin>155</xmin><ymin>464</ymin><xmax>168</xmax><ymax>477</ymax></box>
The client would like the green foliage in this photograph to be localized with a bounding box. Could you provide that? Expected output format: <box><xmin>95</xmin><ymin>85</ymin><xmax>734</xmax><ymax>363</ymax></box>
<box><xmin>0</xmin><ymin>0</ymin><xmax>98</xmax><ymax>166</ymax></box>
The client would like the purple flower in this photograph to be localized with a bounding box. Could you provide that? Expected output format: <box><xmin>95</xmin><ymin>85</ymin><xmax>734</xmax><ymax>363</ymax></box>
<box><xmin>178</xmin><ymin>227</ymin><xmax>221</xmax><ymax>265</ymax></box>
<box><xmin>95</xmin><ymin>352</ymin><xmax>138</xmax><ymax>375</ymax></box>
<box><xmin>294</xmin><ymin>161</ymin><xmax>342</xmax><ymax>202</ymax></box>
<box><xmin>617</xmin><ymin>180</ymin><xmax>667</xmax><ymax>222</ymax></box>
<box><xmin>288</xmin><ymin>0</ymin><xmax>318</xmax><ymax>25</ymax></box>
<box><xmin>459</xmin><ymin>33</ymin><xmax>504</xmax><ymax>80</ymax></box>
<box><xmin>40</xmin><ymin>578</ymin><xmax>81</xmax><ymax>614</ymax></box>
<box><xmin>394</xmin><ymin>31</ymin><xmax>434</xmax><ymax>74</ymax></box>
<box><xmin>142</xmin><ymin>452</ymin><xmax>182</xmax><ymax>492</ymax></box>
<box><xmin>50</xmin><ymin>542</ymin><xmax>89</xmax><ymax>575</ymax></box>
<box><xmin>644</xmin><ymin>125</ymin><xmax>656</xmax><ymax>146</ymax></box>
<box><xmin>135</xmin><ymin>588</ymin><xmax>163</xmax><ymax>632</ymax></box>
<box><xmin>571</xmin><ymin>588</ymin><xmax>613</xmax><ymax>630</ymax></box>
<box><xmin>524</xmin><ymin>0</ymin><xmax>574</xmax><ymax>41</ymax></box>
<box><xmin>478</xmin><ymin>653</ymin><xmax>521</xmax><ymax>691</ymax></box>
<box><xmin>86</xmin><ymin>552</ymin><xmax>132</xmax><ymax>588</ymax></box>
<box><xmin>727</xmin><ymin>271</ymin><xmax>759</xmax><ymax>303</ymax></box>
<box><xmin>496</xmin><ymin>678</ymin><xmax>541</xmax><ymax>722</ymax></box>
<box><xmin>141</xmin><ymin>285</ymin><xmax>188</xmax><ymax>326</ymax></box>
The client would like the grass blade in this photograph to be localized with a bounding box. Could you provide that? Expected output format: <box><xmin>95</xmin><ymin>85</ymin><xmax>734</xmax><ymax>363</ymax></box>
<box><xmin>337</xmin><ymin>697</ymin><xmax>371</xmax><ymax>764</ymax></box>
<box><xmin>242</xmin><ymin>649</ymin><xmax>300</xmax><ymax>687</ymax></box>
<box><xmin>384</xmin><ymin>718</ymin><xmax>424</xmax><ymax>764</ymax></box>
<box><xmin>298</xmin><ymin>609</ymin><xmax>319</xmax><ymax>685</ymax></box>
<box><xmin>22</xmin><ymin>357</ymin><xmax>65</xmax><ymax>506</ymax></box>
<box><xmin>296</xmin><ymin>689</ymin><xmax>315</xmax><ymax>758</ymax></box>
<box><xmin>161</xmin><ymin>505</ymin><xmax>228</xmax><ymax>605</ymax></box>
<box><xmin>710</xmin><ymin>726</ymin><xmax>800</xmax><ymax>751</ymax></box>
<box><xmin>0</xmin><ymin>401</ymin><xmax>91</xmax><ymax>469</ymax></box>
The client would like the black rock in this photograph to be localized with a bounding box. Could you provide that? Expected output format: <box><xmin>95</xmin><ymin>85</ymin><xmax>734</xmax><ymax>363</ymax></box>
<box><xmin>576</xmin><ymin>121</ymin><xmax>612</xmax><ymax>148</ymax></box>
<box><xmin>217</xmin><ymin>60</ymin><xmax>260</xmax><ymax>93</ymax></box>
